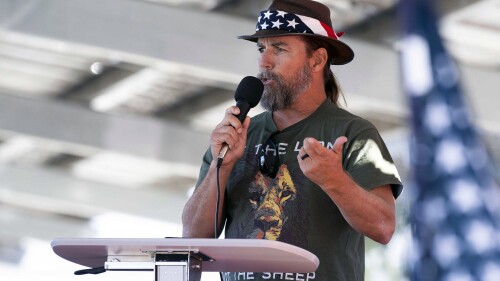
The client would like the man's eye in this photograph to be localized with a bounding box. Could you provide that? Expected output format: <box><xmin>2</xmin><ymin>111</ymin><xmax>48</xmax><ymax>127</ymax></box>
<box><xmin>258</xmin><ymin>47</ymin><xmax>265</xmax><ymax>53</ymax></box>
<box><xmin>275</xmin><ymin>47</ymin><xmax>287</xmax><ymax>53</ymax></box>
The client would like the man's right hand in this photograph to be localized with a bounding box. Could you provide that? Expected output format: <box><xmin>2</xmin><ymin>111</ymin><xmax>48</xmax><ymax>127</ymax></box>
<box><xmin>210</xmin><ymin>106</ymin><xmax>251</xmax><ymax>167</ymax></box>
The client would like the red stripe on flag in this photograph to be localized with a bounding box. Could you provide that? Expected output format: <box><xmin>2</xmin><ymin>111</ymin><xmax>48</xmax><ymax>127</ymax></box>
<box><xmin>320</xmin><ymin>21</ymin><xmax>337</xmax><ymax>39</ymax></box>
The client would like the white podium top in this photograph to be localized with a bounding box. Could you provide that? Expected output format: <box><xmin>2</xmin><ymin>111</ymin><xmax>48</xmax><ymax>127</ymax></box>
<box><xmin>51</xmin><ymin>238</ymin><xmax>319</xmax><ymax>273</ymax></box>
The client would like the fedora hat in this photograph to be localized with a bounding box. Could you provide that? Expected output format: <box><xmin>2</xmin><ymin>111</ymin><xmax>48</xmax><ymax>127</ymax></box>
<box><xmin>238</xmin><ymin>0</ymin><xmax>354</xmax><ymax>65</ymax></box>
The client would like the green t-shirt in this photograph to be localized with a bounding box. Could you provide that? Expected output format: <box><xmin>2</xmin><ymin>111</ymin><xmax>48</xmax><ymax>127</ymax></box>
<box><xmin>196</xmin><ymin>101</ymin><xmax>403</xmax><ymax>281</ymax></box>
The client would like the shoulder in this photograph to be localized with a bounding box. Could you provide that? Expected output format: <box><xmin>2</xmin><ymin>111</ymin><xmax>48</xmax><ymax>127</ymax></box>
<box><xmin>323</xmin><ymin>106</ymin><xmax>379</xmax><ymax>136</ymax></box>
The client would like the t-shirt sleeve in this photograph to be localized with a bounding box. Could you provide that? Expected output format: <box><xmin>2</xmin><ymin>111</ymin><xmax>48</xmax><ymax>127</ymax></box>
<box><xmin>343</xmin><ymin>128</ymin><xmax>403</xmax><ymax>199</ymax></box>
<box><xmin>194</xmin><ymin>147</ymin><xmax>213</xmax><ymax>189</ymax></box>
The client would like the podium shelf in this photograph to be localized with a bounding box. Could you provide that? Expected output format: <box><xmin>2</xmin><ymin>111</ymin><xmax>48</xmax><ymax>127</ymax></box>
<box><xmin>51</xmin><ymin>238</ymin><xmax>319</xmax><ymax>273</ymax></box>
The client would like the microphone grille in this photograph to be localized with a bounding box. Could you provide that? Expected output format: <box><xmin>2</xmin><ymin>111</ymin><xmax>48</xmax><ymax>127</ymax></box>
<box><xmin>234</xmin><ymin>76</ymin><xmax>264</xmax><ymax>108</ymax></box>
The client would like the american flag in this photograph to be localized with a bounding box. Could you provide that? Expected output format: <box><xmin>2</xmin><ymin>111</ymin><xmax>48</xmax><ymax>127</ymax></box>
<box><xmin>256</xmin><ymin>9</ymin><xmax>340</xmax><ymax>39</ymax></box>
<box><xmin>399</xmin><ymin>0</ymin><xmax>500</xmax><ymax>280</ymax></box>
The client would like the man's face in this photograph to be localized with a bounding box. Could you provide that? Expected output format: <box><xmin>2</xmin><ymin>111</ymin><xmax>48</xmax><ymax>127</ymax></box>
<box><xmin>256</xmin><ymin>36</ymin><xmax>312</xmax><ymax>111</ymax></box>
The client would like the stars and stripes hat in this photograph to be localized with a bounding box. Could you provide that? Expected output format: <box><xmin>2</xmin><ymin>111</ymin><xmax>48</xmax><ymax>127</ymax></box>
<box><xmin>238</xmin><ymin>0</ymin><xmax>354</xmax><ymax>65</ymax></box>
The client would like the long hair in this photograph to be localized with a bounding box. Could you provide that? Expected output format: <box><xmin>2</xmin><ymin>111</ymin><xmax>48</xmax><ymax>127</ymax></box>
<box><xmin>300</xmin><ymin>37</ymin><xmax>345</xmax><ymax>107</ymax></box>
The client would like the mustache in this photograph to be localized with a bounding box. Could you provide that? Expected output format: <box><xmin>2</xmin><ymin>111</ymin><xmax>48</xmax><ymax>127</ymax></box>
<box><xmin>257</xmin><ymin>71</ymin><xmax>282</xmax><ymax>81</ymax></box>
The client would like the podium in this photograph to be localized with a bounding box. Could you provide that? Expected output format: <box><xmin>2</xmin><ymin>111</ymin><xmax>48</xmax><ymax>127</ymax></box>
<box><xmin>51</xmin><ymin>238</ymin><xmax>319</xmax><ymax>281</ymax></box>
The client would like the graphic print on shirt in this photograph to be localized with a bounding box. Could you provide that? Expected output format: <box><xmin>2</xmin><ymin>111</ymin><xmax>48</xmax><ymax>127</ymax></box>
<box><xmin>246</xmin><ymin>164</ymin><xmax>297</xmax><ymax>240</ymax></box>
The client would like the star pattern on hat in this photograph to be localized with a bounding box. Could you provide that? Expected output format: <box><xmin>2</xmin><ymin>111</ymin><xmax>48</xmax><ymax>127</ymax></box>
<box><xmin>276</xmin><ymin>11</ymin><xmax>287</xmax><ymax>18</ymax></box>
<box><xmin>256</xmin><ymin>10</ymin><xmax>314</xmax><ymax>35</ymax></box>
<box><xmin>272</xmin><ymin>19</ymin><xmax>283</xmax><ymax>28</ymax></box>
<box><xmin>262</xmin><ymin>10</ymin><xmax>273</xmax><ymax>19</ymax></box>
<box><xmin>287</xmin><ymin>18</ymin><xmax>299</xmax><ymax>28</ymax></box>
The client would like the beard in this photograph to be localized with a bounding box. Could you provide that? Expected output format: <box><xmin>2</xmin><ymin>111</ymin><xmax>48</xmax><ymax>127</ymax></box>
<box><xmin>257</xmin><ymin>64</ymin><xmax>312</xmax><ymax>112</ymax></box>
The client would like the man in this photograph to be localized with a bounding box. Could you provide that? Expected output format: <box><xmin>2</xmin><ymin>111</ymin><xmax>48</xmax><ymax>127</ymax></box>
<box><xmin>182</xmin><ymin>0</ymin><xmax>403</xmax><ymax>280</ymax></box>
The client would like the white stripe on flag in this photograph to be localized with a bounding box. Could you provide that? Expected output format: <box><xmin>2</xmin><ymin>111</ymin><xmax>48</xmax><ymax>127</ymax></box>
<box><xmin>297</xmin><ymin>15</ymin><xmax>328</xmax><ymax>37</ymax></box>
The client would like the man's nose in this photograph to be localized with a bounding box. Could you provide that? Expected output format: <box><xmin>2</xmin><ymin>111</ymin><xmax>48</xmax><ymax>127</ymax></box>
<box><xmin>259</xmin><ymin>51</ymin><xmax>274</xmax><ymax>70</ymax></box>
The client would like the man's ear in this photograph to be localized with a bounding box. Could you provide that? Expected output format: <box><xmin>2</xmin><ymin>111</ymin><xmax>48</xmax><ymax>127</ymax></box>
<box><xmin>311</xmin><ymin>47</ymin><xmax>328</xmax><ymax>72</ymax></box>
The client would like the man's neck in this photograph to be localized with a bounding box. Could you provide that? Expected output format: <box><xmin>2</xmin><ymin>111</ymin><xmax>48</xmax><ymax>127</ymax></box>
<box><xmin>272</xmin><ymin>89</ymin><xmax>327</xmax><ymax>131</ymax></box>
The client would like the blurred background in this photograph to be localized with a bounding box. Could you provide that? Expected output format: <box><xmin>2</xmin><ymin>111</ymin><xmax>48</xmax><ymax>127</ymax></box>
<box><xmin>0</xmin><ymin>0</ymin><xmax>499</xmax><ymax>280</ymax></box>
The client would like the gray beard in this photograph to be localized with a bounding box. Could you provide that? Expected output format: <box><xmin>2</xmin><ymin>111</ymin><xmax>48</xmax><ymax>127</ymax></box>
<box><xmin>258</xmin><ymin>64</ymin><xmax>312</xmax><ymax>112</ymax></box>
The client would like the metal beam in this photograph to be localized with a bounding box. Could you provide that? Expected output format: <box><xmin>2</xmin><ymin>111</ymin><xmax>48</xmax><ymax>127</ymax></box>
<box><xmin>0</xmin><ymin>165</ymin><xmax>188</xmax><ymax>223</ymax></box>
<box><xmin>0</xmin><ymin>204</ymin><xmax>89</xmax><ymax>241</ymax></box>
<box><xmin>0</xmin><ymin>94</ymin><xmax>208</xmax><ymax>167</ymax></box>
<box><xmin>0</xmin><ymin>0</ymin><xmax>259</xmax><ymax>80</ymax></box>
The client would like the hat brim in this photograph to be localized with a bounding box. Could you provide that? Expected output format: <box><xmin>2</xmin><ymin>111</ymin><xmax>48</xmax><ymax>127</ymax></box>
<box><xmin>238</xmin><ymin>30</ymin><xmax>354</xmax><ymax>65</ymax></box>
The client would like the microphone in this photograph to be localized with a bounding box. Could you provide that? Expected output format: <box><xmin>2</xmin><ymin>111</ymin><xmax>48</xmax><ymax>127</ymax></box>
<box><xmin>217</xmin><ymin>76</ymin><xmax>264</xmax><ymax>163</ymax></box>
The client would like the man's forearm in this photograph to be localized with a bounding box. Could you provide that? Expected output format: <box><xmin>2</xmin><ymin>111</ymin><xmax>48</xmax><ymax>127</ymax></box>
<box><xmin>181</xmin><ymin>161</ymin><xmax>233</xmax><ymax>238</ymax></box>
<box><xmin>323</xmin><ymin>173</ymin><xmax>396</xmax><ymax>244</ymax></box>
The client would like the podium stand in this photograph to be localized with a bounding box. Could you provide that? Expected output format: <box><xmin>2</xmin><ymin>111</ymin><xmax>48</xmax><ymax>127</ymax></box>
<box><xmin>51</xmin><ymin>238</ymin><xmax>319</xmax><ymax>281</ymax></box>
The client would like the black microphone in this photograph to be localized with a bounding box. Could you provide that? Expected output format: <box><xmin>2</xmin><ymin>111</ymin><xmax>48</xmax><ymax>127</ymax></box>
<box><xmin>217</xmin><ymin>76</ymin><xmax>263</xmax><ymax>163</ymax></box>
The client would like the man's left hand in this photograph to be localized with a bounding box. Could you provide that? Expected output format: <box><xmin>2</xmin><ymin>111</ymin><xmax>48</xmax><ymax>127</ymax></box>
<box><xmin>297</xmin><ymin>136</ymin><xmax>347</xmax><ymax>187</ymax></box>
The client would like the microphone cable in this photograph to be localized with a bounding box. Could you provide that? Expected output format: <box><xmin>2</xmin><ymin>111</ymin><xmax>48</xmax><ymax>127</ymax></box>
<box><xmin>215</xmin><ymin>157</ymin><xmax>224</xmax><ymax>239</ymax></box>
<box><xmin>216</xmin><ymin>157</ymin><xmax>224</xmax><ymax>281</ymax></box>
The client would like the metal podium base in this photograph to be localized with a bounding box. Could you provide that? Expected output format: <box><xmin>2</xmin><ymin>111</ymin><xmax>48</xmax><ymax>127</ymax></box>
<box><xmin>105</xmin><ymin>251</ymin><xmax>211</xmax><ymax>281</ymax></box>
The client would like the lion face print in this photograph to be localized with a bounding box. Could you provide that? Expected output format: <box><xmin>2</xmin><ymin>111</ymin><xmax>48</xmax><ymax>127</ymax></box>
<box><xmin>247</xmin><ymin>164</ymin><xmax>297</xmax><ymax>240</ymax></box>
